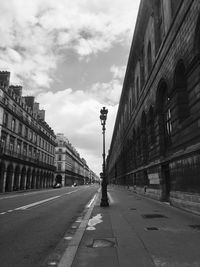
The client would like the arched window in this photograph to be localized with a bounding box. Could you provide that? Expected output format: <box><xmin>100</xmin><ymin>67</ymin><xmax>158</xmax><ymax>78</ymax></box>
<box><xmin>11</xmin><ymin>119</ymin><xmax>16</xmax><ymax>132</ymax></box>
<box><xmin>171</xmin><ymin>0</ymin><xmax>182</xmax><ymax>18</ymax></box>
<box><xmin>132</xmin><ymin>129</ymin><xmax>136</xmax><ymax>168</ymax></box>
<box><xmin>194</xmin><ymin>14</ymin><xmax>200</xmax><ymax>56</ymax></box>
<box><xmin>174</xmin><ymin>60</ymin><xmax>189</xmax><ymax>122</ymax></box>
<box><xmin>129</xmin><ymin>97</ymin><xmax>132</xmax><ymax>118</ymax></box>
<box><xmin>148</xmin><ymin>106</ymin><xmax>155</xmax><ymax>144</ymax></box>
<box><xmin>155</xmin><ymin>0</ymin><xmax>163</xmax><ymax>46</ymax></box>
<box><xmin>147</xmin><ymin>41</ymin><xmax>152</xmax><ymax>76</ymax></box>
<box><xmin>156</xmin><ymin>80</ymin><xmax>172</xmax><ymax>154</ymax></box>
<box><xmin>141</xmin><ymin>112</ymin><xmax>148</xmax><ymax>163</ymax></box>
<box><xmin>136</xmin><ymin>77</ymin><xmax>140</xmax><ymax>100</ymax></box>
<box><xmin>136</xmin><ymin>127</ymin><xmax>141</xmax><ymax>165</ymax></box>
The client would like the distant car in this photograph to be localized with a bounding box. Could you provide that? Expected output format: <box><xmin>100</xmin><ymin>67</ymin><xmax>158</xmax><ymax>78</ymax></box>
<box><xmin>53</xmin><ymin>183</ymin><xmax>62</xmax><ymax>188</ymax></box>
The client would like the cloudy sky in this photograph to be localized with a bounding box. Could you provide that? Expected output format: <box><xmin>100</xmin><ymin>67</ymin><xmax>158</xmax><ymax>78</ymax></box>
<box><xmin>0</xmin><ymin>0</ymin><xmax>140</xmax><ymax>175</ymax></box>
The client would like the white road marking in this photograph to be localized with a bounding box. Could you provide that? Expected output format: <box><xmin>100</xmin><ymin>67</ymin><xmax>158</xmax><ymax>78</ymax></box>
<box><xmin>108</xmin><ymin>192</ymin><xmax>114</xmax><ymax>204</ymax></box>
<box><xmin>15</xmin><ymin>195</ymin><xmax>61</xmax><ymax>210</ymax></box>
<box><xmin>0</xmin><ymin>187</ymin><xmax>79</xmax><ymax>200</ymax></box>
<box><xmin>58</xmin><ymin>192</ymin><xmax>98</xmax><ymax>267</ymax></box>
<box><xmin>86</xmin><ymin>214</ymin><xmax>103</xmax><ymax>231</ymax></box>
<box><xmin>0</xmin><ymin>189</ymin><xmax>79</xmax><ymax>214</ymax></box>
<box><xmin>87</xmin><ymin>194</ymin><xmax>97</xmax><ymax>208</ymax></box>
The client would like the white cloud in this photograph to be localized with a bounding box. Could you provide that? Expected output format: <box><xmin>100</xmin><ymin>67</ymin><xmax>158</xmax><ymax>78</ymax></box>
<box><xmin>0</xmin><ymin>0</ymin><xmax>140</xmax><ymax>90</ymax></box>
<box><xmin>110</xmin><ymin>65</ymin><xmax>126</xmax><ymax>80</ymax></box>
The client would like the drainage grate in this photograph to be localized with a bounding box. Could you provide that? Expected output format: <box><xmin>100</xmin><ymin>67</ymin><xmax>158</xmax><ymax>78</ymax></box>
<box><xmin>88</xmin><ymin>238</ymin><xmax>116</xmax><ymax>248</ymax></box>
<box><xmin>189</xmin><ymin>225</ymin><xmax>200</xmax><ymax>231</ymax></box>
<box><xmin>142</xmin><ymin>214</ymin><xmax>167</xmax><ymax>219</ymax></box>
<box><xmin>145</xmin><ymin>227</ymin><xmax>159</xmax><ymax>231</ymax></box>
<box><xmin>130</xmin><ymin>208</ymin><xmax>137</xmax><ymax>210</ymax></box>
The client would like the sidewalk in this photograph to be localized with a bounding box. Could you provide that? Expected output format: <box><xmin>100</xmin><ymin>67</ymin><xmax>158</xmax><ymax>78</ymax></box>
<box><xmin>60</xmin><ymin>186</ymin><xmax>200</xmax><ymax>267</ymax></box>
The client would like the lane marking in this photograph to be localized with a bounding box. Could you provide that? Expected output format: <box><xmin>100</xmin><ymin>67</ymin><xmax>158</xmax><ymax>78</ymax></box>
<box><xmin>58</xmin><ymin>192</ymin><xmax>98</xmax><ymax>267</ymax></box>
<box><xmin>0</xmin><ymin>187</ymin><xmax>82</xmax><ymax>200</ymax></box>
<box><xmin>1</xmin><ymin>189</ymin><xmax>79</xmax><ymax>214</ymax></box>
<box><xmin>15</xmin><ymin>190</ymin><xmax>79</xmax><ymax>211</ymax></box>
<box><xmin>86</xmin><ymin>194</ymin><xmax>96</xmax><ymax>208</ymax></box>
<box><xmin>108</xmin><ymin>192</ymin><xmax>114</xmax><ymax>204</ymax></box>
<box><xmin>15</xmin><ymin>195</ymin><xmax>61</xmax><ymax>210</ymax></box>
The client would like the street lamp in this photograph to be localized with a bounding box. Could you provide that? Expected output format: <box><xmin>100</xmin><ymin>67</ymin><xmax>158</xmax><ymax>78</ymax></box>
<box><xmin>100</xmin><ymin>107</ymin><xmax>109</xmax><ymax>207</ymax></box>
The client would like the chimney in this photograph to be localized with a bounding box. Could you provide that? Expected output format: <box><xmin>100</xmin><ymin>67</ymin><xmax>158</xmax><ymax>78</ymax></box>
<box><xmin>24</xmin><ymin>96</ymin><xmax>35</xmax><ymax>109</ymax></box>
<box><xmin>9</xmin><ymin>85</ymin><xmax>22</xmax><ymax>97</ymax></box>
<box><xmin>38</xmin><ymin>109</ymin><xmax>45</xmax><ymax>120</ymax></box>
<box><xmin>0</xmin><ymin>71</ymin><xmax>10</xmax><ymax>88</ymax></box>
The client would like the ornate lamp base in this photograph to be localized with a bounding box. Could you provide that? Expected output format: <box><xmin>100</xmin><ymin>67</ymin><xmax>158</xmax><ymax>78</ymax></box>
<box><xmin>100</xmin><ymin>198</ymin><xmax>109</xmax><ymax>207</ymax></box>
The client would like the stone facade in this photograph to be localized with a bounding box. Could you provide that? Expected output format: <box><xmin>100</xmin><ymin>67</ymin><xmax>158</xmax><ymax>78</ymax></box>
<box><xmin>0</xmin><ymin>72</ymin><xmax>56</xmax><ymax>192</ymax></box>
<box><xmin>107</xmin><ymin>0</ymin><xmax>200</xmax><ymax>215</ymax></box>
<box><xmin>55</xmin><ymin>133</ymin><xmax>90</xmax><ymax>186</ymax></box>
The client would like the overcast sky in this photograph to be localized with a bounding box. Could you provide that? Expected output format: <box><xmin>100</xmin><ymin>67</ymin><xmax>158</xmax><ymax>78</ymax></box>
<box><xmin>0</xmin><ymin>0</ymin><xmax>140</xmax><ymax>175</ymax></box>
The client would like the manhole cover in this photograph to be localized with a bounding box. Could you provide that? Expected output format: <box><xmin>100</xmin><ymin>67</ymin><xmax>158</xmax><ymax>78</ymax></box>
<box><xmin>88</xmin><ymin>238</ymin><xmax>116</xmax><ymax>248</ymax></box>
<box><xmin>142</xmin><ymin>214</ymin><xmax>167</xmax><ymax>219</ymax></box>
<box><xmin>145</xmin><ymin>227</ymin><xmax>159</xmax><ymax>231</ymax></box>
<box><xmin>189</xmin><ymin>225</ymin><xmax>200</xmax><ymax>230</ymax></box>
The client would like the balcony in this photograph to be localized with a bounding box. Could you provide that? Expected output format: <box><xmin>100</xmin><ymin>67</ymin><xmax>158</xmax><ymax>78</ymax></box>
<box><xmin>0</xmin><ymin>145</ymin><xmax>56</xmax><ymax>171</ymax></box>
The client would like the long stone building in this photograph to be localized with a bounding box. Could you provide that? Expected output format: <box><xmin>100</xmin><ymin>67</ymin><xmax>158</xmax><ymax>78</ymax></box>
<box><xmin>0</xmin><ymin>71</ymin><xmax>56</xmax><ymax>192</ymax></box>
<box><xmin>107</xmin><ymin>0</ymin><xmax>200</xmax><ymax>214</ymax></box>
<box><xmin>55</xmin><ymin>133</ymin><xmax>90</xmax><ymax>186</ymax></box>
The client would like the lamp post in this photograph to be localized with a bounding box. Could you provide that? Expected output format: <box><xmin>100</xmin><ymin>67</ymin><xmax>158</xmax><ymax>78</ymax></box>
<box><xmin>100</xmin><ymin>107</ymin><xmax>109</xmax><ymax>207</ymax></box>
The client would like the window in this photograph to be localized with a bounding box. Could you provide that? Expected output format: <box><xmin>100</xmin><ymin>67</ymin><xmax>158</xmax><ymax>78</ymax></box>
<box><xmin>25</xmin><ymin>127</ymin><xmax>28</xmax><ymax>138</ymax></box>
<box><xmin>136</xmin><ymin>77</ymin><xmax>140</xmax><ymax>100</ymax></box>
<box><xmin>18</xmin><ymin>123</ymin><xmax>23</xmax><ymax>135</ymax></box>
<box><xmin>194</xmin><ymin>14</ymin><xmax>200</xmax><ymax>56</ymax></box>
<box><xmin>148</xmin><ymin>106</ymin><xmax>155</xmax><ymax>144</ymax></box>
<box><xmin>141</xmin><ymin>112</ymin><xmax>148</xmax><ymax>162</ymax></box>
<box><xmin>29</xmin><ymin>130</ymin><xmax>33</xmax><ymax>141</ymax></box>
<box><xmin>3</xmin><ymin>112</ymin><xmax>8</xmax><ymax>127</ymax></box>
<box><xmin>33</xmin><ymin>149</ymin><xmax>36</xmax><ymax>158</ymax></box>
<box><xmin>1</xmin><ymin>134</ymin><xmax>7</xmax><ymax>148</ymax></box>
<box><xmin>156</xmin><ymin>80</ymin><xmax>172</xmax><ymax>153</ymax></box>
<box><xmin>129</xmin><ymin>98</ymin><xmax>132</xmax><ymax>118</ymax></box>
<box><xmin>147</xmin><ymin>41</ymin><xmax>152</xmax><ymax>76</ymax></box>
<box><xmin>174</xmin><ymin>60</ymin><xmax>189</xmax><ymax>122</ymax></box>
<box><xmin>164</xmin><ymin>97</ymin><xmax>172</xmax><ymax>144</ymax></box>
<box><xmin>23</xmin><ymin>143</ymin><xmax>27</xmax><ymax>155</ymax></box>
<box><xmin>29</xmin><ymin>146</ymin><xmax>32</xmax><ymax>157</ymax></box>
<box><xmin>58</xmin><ymin>154</ymin><xmax>62</xmax><ymax>161</ymax></box>
<box><xmin>171</xmin><ymin>0</ymin><xmax>182</xmax><ymax>18</ymax></box>
<box><xmin>10</xmin><ymin>136</ymin><xmax>15</xmax><ymax>151</ymax></box>
<box><xmin>57</xmin><ymin>163</ymin><xmax>62</xmax><ymax>171</ymax></box>
<box><xmin>11</xmin><ymin>119</ymin><xmax>16</xmax><ymax>132</ymax></box>
<box><xmin>156</xmin><ymin>0</ymin><xmax>163</xmax><ymax>46</ymax></box>
<box><xmin>136</xmin><ymin>128</ymin><xmax>141</xmax><ymax>164</ymax></box>
<box><xmin>17</xmin><ymin>141</ymin><xmax>21</xmax><ymax>154</ymax></box>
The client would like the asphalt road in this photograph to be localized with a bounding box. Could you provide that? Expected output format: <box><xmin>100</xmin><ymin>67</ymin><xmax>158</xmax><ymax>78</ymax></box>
<box><xmin>0</xmin><ymin>185</ymin><xmax>98</xmax><ymax>267</ymax></box>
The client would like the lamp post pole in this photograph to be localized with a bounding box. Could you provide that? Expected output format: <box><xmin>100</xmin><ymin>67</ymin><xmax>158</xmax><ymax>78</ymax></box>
<box><xmin>100</xmin><ymin>107</ymin><xmax>109</xmax><ymax>207</ymax></box>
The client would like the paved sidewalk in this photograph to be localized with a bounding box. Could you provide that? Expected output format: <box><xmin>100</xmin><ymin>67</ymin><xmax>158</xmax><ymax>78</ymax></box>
<box><xmin>62</xmin><ymin>186</ymin><xmax>200</xmax><ymax>267</ymax></box>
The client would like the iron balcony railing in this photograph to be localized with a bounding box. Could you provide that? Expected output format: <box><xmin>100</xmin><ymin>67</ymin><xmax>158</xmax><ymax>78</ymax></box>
<box><xmin>0</xmin><ymin>145</ymin><xmax>55</xmax><ymax>170</ymax></box>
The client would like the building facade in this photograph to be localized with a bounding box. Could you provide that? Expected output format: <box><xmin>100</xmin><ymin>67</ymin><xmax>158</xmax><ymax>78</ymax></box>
<box><xmin>0</xmin><ymin>72</ymin><xmax>56</xmax><ymax>192</ymax></box>
<box><xmin>107</xmin><ymin>0</ymin><xmax>200</xmax><ymax>215</ymax></box>
<box><xmin>55</xmin><ymin>133</ymin><xmax>90</xmax><ymax>186</ymax></box>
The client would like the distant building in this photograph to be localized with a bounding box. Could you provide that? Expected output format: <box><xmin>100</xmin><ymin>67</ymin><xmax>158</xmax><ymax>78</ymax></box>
<box><xmin>55</xmin><ymin>133</ymin><xmax>90</xmax><ymax>186</ymax></box>
<box><xmin>0</xmin><ymin>71</ymin><xmax>56</xmax><ymax>192</ymax></box>
<box><xmin>107</xmin><ymin>0</ymin><xmax>200</xmax><ymax>214</ymax></box>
